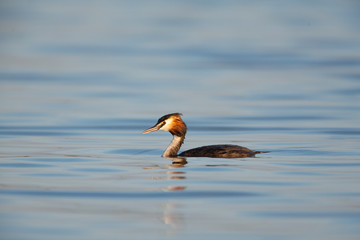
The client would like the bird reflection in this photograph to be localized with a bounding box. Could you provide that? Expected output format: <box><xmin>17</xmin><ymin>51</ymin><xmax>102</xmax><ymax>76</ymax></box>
<box><xmin>168</xmin><ymin>157</ymin><xmax>187</xmax><ymax>166</ymax></box>
<box><xmin>142</xmin><ymin>157</ymin><xmax>187</xmax><ymax>236</ymax></box>
<box><xmin>142</xmin><ymin>157</ymin><xmax>187</xmax><ymax>187</ymax></box>
<box><xmin>162</xmin><ymin>202</ymin><xmax>184</xmax><ymax>236</ymax></box>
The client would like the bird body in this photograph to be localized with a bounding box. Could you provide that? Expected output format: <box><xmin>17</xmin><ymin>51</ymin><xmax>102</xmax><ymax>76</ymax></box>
<box><xmin>179</xmin><ymin>144</ymin><xmax>258</xmax><ymax>158</ymax></box>
<box><xmin>142</xmin><ymin>113</ymin><xmax>266</xmax><ymax>158</ymax></box>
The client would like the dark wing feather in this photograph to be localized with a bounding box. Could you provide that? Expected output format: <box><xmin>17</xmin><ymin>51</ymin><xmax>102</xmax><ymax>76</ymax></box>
<box><xmin>179</xmin><ymin>144</ymin><xmax>258</xmax><ymax>158</ymax></box>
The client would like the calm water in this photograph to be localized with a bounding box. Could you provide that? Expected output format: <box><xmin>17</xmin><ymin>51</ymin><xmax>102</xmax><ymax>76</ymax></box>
<box><xmin>1</xmin><ymin>1</ymin><xmax>360</xmax><ymax>240</ymax></box>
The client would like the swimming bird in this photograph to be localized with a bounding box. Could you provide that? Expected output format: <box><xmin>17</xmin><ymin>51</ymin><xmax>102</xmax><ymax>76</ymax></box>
<box><xmin>142</xmin><ymin>113</ymin><xmax>267</xmax><ymax>158</ymax></box>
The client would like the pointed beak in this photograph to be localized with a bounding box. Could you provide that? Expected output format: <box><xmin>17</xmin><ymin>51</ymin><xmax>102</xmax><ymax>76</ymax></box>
<box><xmin>142</xmin><ymin>123</ymin><xmax>161</xmax><ymax>134</ymax></box>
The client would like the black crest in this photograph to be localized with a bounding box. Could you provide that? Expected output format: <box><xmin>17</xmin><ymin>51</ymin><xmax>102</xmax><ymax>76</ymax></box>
<box><xmin>157</xmin><ymin>113</ymin><xmax>182</xmax><ymax>123</ymax></box>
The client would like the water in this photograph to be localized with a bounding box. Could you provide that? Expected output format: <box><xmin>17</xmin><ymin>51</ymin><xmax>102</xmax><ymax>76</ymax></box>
<box><xmin>1</xmin><ymin>1</ymin><xmax>360</xmax><ymax>239</ymax></box>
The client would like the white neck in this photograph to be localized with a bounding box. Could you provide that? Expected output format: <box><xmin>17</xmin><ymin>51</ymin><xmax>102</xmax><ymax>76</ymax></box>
<box><xmin>162</xmin><ymin>135</ymin><xmax>185</xmax><ymax>158</ymax></box>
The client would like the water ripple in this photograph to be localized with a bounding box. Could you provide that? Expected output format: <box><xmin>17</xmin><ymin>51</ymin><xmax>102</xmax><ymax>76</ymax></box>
<box><xmin>0</xmin><ymin>189</ymin><xmax>262</xmax><ymax>199</ymax></box>
<box><xmin>249</xmin><ymin>211</ymin><xmax>360</xmax><ymax>219</ymax></box>
<box><xmin>0</xmin><ymin>163</ymin><xmax>53</xmax><ymax>168</ymax></box>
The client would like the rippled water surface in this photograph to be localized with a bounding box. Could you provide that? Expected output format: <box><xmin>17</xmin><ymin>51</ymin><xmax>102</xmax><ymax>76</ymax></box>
<box><xmin>1</xmin><ymin>1</ymin><xmax>360</xmax><ymax>240</ymax></box>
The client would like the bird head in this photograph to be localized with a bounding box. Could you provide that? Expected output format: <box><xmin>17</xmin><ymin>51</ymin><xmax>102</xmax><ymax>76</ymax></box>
<box><xmin>142</xmin><ymin>113</ymin><xmax>187</xmax><ymax>137</ymax></box>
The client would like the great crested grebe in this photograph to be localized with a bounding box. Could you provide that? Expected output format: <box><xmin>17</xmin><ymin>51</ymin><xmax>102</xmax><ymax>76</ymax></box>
<box><xmin>142</xmin><ymin>113</ymin><xmax>267</xmax><ymax>158</ymax></box>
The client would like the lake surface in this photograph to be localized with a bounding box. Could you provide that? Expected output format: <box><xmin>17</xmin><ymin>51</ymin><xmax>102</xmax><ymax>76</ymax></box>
<box><xmin>1</xmin><ymin>1</ymin><xmax>360</xmax><ymax>239</ymax></box>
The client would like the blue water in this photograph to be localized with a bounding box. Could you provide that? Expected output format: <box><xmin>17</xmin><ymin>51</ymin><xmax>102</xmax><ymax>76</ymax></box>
<box><xmin>1</xmin><ymin>1</ymin><xmax>360</xmax><ymax>240</ymax></box>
